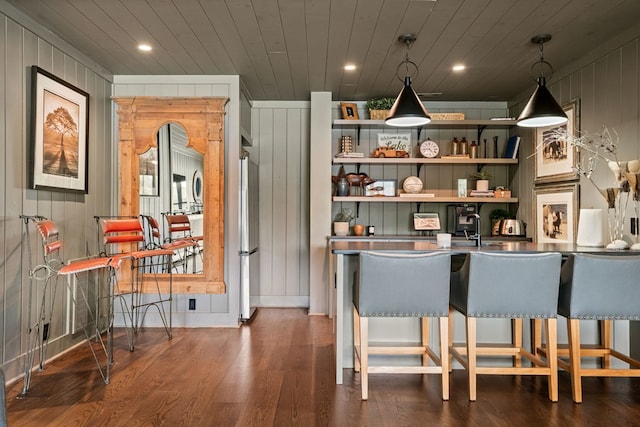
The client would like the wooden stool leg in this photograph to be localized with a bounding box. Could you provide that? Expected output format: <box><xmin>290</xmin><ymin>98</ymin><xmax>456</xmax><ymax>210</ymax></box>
<box><xmin>545</xmin><ymin>318</ymin><xmax>558</xmax><ymax>402</ymax></box>
<box><xmin>600</xmin><ymin>319</ymin><xmax>612</xmax><ymax>369</ymax></box>
<box><xmin>567</xmin><ymin>318</ymin><xmax>583</xmax><ymax>403</ymax></box>
<box><xmin>448</xmin><ymin>306</ymin><xmax>454</xmax><ymax>373</ymax></box>
<box><xmin>439</xmin><ymin>316</ymin><xmax>450</xmax><ymax>400</ymax></box>
<box><xmin>353</xmin><ymin>306</ymin><xmax>361</xmax><ymax>373</ymax></box>
<box><xmin>532</xmin><ymin>318</ymin><xmax>543</xmax><ymax>356</ymax></box>
<box><xmin>360</xmin><ymin>317</ymin><xmax>369</xmax><ymax>400</ymax></box>
<box><xmin>512</xmin><ymin>318</ymin><xmax>523</xmax><ymax>368</ymax></box>
<box><xmin>467</xmin><ymin>316</ymin><xmax>477</xmax><ymax>401</ymax></box>
<box><xmin>421</xmin><ymin>317</ymin><xmax>430</xmax><ymax>366</ymax></box>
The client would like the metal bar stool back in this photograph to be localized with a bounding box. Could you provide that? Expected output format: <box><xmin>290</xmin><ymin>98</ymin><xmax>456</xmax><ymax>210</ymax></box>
<box><xmin>19</xmin><ymin>216</ymin><xmax>64</xmax><ymax>394</ymax></box>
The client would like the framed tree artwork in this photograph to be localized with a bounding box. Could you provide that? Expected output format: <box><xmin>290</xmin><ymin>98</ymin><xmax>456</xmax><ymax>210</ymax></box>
<box><xmin>534</xmin><ymin>99</ymin><xmax>580</xmax><ymax>184</ymax></box>
<box><xmin>30</xmin><ymin>66</ymin><xmax>90</xmax><ymax>193</ymax></box>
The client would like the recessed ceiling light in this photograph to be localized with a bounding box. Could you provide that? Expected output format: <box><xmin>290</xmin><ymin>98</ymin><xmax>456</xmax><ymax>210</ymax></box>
<box><xmin>138</xmin><ymin>43</ymin><xmax>152</xmax><ymax>52</ymax></box>
<box><xmin>344</xmin><ymin>64</ymin><xmax>357</xmax><ymax>71</ymax></box>
<box><xmin>452</xmin><ymin>64</ymin><xmax>465</xmax><ymax>72</ymax></box>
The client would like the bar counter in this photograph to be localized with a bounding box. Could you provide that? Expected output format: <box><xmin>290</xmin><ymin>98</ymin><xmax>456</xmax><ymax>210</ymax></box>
<box><xmin>328</xmin><ymin>237</ymin><xmax>639</xmax><ymax>384</ymax></box>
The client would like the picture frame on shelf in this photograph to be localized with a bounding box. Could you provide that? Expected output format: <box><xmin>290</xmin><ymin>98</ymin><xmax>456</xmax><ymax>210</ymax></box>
<box><xmin>340</xmin><ymin>102</ymin><xmax>359</xmax><ymax>120</ymax></box>
<box><xmin>377</xmin><ymin>132</ymin><xmax>411</xmax><ymax>152</ymax></box>
<box><xmin>30</xmin><ymin>66</ymin><xmax>89</xmax><ymax>193</ymax></box>
<box><xmin>534</xmin><ymin>182</ymin><xmax>579</xmax><ymax>244</ymax></box>
<box><xmin>534</xmin><ymin>99</ymin><xmax>580</xmax><ymax>184</ymax></box>
<box><xmin>365</xmin><ymin>179</ymin><xmax>397</xmax><ymax>197</ymax></box>
<box><xmin>413</xmin><ymin>212</ymin><xmax>441</xmax><ymax>230</ymax></box>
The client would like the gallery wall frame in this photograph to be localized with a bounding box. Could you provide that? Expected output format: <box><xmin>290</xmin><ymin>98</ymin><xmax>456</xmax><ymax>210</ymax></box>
<box><xmin>533</xmin><ymin>182</ymin><xmax>579</xmax><ymax>244</ymax></box>
<box><xmin>534</xmin><ymin>99</ymin><xmax>580</xmax><ymax>184</ymax></box>
<box><xmin>30</xmin><ymin>66</ymin><xmax>90</xmax><ymax>193</ymax></box>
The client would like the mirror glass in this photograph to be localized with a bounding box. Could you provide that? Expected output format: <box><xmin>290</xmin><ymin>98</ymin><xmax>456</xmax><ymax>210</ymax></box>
<box><xmin>139</xmin><ymin>147</ymin><xmax>159</xmax><ymax>196</ymax></box>
<box><xmin>139</xmin><ymin>122</ymin><xmax>204</xmax><ymax>274</ymax></box>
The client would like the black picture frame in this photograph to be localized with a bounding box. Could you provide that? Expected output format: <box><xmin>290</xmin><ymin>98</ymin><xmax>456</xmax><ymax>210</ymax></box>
<box><xmin>30</xmin><ymin>66</ymin><xmax>90</xmax><ymax>193</ymax></box>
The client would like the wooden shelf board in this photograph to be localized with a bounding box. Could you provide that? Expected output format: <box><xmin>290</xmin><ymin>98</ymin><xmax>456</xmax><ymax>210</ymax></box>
<box><xmin>332</xmin><ymin>157</ymin><xmax>518</xmax><ymax>165</ymax></box>
<box><xmin>333</xmin><ymin>196</ymin><xmax>518</xmax><ymax>203</ymax></box>
<box><xmin>333</xmin><ymin>119</ymin><xmax>517</xmax><ymax>128</ymax></box>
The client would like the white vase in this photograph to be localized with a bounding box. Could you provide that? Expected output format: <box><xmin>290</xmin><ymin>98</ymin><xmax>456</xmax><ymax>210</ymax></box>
<box><xmin>333</xmin><ymin>222</ymin><xmax>349</xmax><ymax>236</ymax></box>
<box><xmin>476</xmin><ymin>180</ymin><xmax>489</xmax><ymax>191</ymax></box>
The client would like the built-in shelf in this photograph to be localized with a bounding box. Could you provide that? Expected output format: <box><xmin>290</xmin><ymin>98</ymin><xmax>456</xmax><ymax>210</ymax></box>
<box><xmin>332</xmin><ymin>158</ymin><xmax>518</xmax><ymax>165</ymax></box>
<box><xmin>333</xmin><ymin>119</ymin><xmax>517</xmax><ymax>128</ymax></box>
<box><xmin>333</xmin><ymin>196</ymin><xmax>518</xmax><ymax>203</ymax></box>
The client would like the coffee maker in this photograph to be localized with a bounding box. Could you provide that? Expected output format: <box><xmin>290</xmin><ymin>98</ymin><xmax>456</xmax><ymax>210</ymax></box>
<box><xmin>448</xmin><ymin>204</ymin><xmax>478</xmax><ymax>236</ymax></box>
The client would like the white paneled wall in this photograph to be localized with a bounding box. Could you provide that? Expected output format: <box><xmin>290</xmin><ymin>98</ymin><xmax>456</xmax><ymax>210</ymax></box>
<box><xmin>251</xmin><ymin>101</ymin><xmax>310</xmax><ymax>307</ymax></box>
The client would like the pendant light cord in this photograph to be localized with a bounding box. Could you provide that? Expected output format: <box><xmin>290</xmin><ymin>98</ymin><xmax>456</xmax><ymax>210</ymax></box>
<box><xmin>531</xmin><ymin>35</ymin><xmax>554</xmax><ymax>82</ymax></box>
<box><xmin>396</xmin><ymin>35</ymin><xmax>419</xmax><ymax>82</ymax></box>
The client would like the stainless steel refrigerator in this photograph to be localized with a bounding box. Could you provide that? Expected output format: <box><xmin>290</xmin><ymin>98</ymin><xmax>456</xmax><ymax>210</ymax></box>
<box><xmin>239</xmin><ymin>152</ymin><xmax>259</xmax><ymax>321</ymax></box>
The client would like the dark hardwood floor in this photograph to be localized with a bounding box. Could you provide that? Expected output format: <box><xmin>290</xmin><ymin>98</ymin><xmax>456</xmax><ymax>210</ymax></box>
<box><xmin>5</xmin><ymin>308</ymin><xmax>640</xmax><ymax>426</ymax></box>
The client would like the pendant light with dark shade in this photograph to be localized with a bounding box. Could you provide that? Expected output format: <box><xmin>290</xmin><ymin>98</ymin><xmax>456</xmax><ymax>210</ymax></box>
<box><xmin>517</xmin><ymin>34</ymin><xmax>568</xmax><ymax>128</ymax></box>
<box><xmin>385</xmin><ymin>34</ymin><xmax>431</xmax><ymax>127</ymax></box>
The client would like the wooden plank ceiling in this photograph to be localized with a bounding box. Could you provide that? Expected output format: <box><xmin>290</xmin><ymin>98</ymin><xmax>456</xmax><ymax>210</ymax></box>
<box><xmin>6</xmin><ymin>0</ymin><xmax>640</xmax><ymax>101</ymax></box>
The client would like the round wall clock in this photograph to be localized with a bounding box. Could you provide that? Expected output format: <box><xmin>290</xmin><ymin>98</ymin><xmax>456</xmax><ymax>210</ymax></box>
<box><xmin>419</xmin><ymin>138</ymin><xmax>439</xmax><ymax>158</ymax></box>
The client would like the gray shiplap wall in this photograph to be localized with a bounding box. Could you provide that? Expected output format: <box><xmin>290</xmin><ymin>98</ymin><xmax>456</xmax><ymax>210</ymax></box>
<box><xmin>0</xmin><ymin>10</ymin><xmax>113</xmax><ymax>381</ymax></box>
<box><xmin>510</xmin><ymin>28</ymin><xmax>640</xmax><ymax>245</ymax></box>
<box><xmin>250</xmin><ymin>101</ymin><xmax>311</xmax><ymax>307</ymax></box>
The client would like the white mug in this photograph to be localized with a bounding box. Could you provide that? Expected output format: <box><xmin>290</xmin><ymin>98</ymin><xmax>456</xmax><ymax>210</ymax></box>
<box><xmin>436</xmin><ymin>233</ymin><xmax>452</xmax><ymax>249</ymax></box>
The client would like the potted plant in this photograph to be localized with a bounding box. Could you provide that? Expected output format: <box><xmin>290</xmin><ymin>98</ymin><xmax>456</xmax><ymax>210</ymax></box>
<box><xmin>366</xmin><ymin>97</ymin><xmax>395</xmax><ymax>120</ymax></box>
<box><xmin>470</xmin><ymin>170</ymin><xmax>492</xmax><ymax>191</ymax></box>
<box><xmin>490</xmin><ymin>208</ymin><xmax>513</xmax><ymax>236</ymax></box>
<box><xmin>333</xmin><ymin>208</ymin><xmax>354</xmax><ymax>236</ymax></box>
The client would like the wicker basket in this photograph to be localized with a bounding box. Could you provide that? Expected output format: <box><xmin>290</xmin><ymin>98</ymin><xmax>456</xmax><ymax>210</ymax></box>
<box><xmin>369</xmin><ymin>109</ymin><xmax>389</xmax><ymax>120</ymax></box>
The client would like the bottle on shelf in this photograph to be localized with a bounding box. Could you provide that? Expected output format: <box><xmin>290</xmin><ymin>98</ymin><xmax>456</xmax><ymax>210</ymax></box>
<box><xmin>451</xmin><ymin>137</ymin><xmax>460</xmax><ymax>155</ymax></box>
<box><xmin>460</xmin><ymin>137</ymin><xmax>468</xmax><ymax>155</ymax></box>
<box><xmin>470</xmin><ymin>140</ymin><xmax>478</xmax><ymax>158</ymax></box>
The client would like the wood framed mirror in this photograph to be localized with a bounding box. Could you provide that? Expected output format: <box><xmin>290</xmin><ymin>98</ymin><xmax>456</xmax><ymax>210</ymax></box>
<box><xmin>113</xmin><ymin>97</ymin><xmax>228</xmax><ymax>294</ymax></box>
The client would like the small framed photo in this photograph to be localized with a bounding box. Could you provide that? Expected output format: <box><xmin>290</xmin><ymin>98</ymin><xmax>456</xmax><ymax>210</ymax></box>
<box><xmin>413</xmin><ymin>213</ymin><xmax>441</xmax><ymax>230</ymax></box>
<box><xmin>534</xmin><ymin>182</ymin><xmax>579</xmax><ymax>243</ymax></box>
<box><xmin>30</xmin><ymin>66</ymin><xmax>89</xmax><ymax>193</ymax></box>
<box><xmin>340</xmin><ymin>102</ymin><xmax>359</xmax><ymax>120</ymax></box>
<box><xmin>365</xmin><ymin>179</ymin><xmax>397</xmax><ymax>197</ymax></box>
<box><xmin>534</xmin><ymin>99</ymin><xmax>580</xmax><ymax>184</ymax></box>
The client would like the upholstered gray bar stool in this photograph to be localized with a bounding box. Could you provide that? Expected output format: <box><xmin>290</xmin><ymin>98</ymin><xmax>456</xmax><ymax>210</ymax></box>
<box><xmin>353</xmin><ymin>251</ymin><xmax>451</xmax><ymax>401</ymax></box>
<box><xmin>553</xmin><ymin>253</ymin><xmax>640</xmax><ymax>403</ymax></box>
<box><xmin>449</xmin><ymin>252</ymin><xmax>562</xmax><ymax>402</ymax></box>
